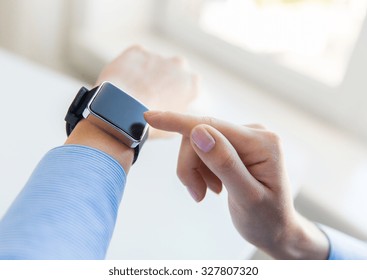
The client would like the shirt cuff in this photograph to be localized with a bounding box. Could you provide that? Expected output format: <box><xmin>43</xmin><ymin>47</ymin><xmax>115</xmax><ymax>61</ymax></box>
<box><xmin>318</xmin><ymin>224</ymin><xmax>367</xmax><ymax>260</ymax></box>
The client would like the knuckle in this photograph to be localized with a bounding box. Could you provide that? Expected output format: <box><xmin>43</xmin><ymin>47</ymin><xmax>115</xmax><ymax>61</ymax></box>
<box><xmin>246</xmin><ymin>123</ymin><xmax>266</xmax><ymax>130</ymax></box>
<box><xmin>217</xmin><ymin>152</ymin><xmax>237</xmax><ymax>173</ymax></box>
<box><xmin>264</xmin><ymin>130</ymin><xmax>281</xmax><ymax>145</ymax></box>
<box><xmin>170</xmin><ymin>56</ymin><xmax>187</xmax><ymax>66</ymax></box>
<box><xmin>130</xmin><ymin>44</ymin><xmax>144</xmax><ymax>51</ymax></box>
<box><xmin>200</xmin><ymin>116</ymin><xmax>215</xmax><ymax>128</ymax></box>
<box><xmin>125</xmin><ymin>45</ymin><xmax>145</xmax><ymax>55</ymax></box>
<box><xmin>176</xmin><ymin>159</ymin><xmax>194</xmax><ymax>185</ymax></box>
<box><xmin>176</xmin><ymin>165</ymin><xmax>188</xmax><ymax>184</ymax></box>
<box><xmin>262</xmin><ymin>131</ymin><xmax>282</xmax><ymax>158</ymax></box>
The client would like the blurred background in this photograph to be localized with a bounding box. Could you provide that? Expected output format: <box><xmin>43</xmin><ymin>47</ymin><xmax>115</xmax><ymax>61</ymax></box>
<box><xmin>1</xmin><ymin>0</ymin><xmax>367</xmax><ymax>259</ymax></box>
<box><xmin>1</xmin><ymin>0</ymin><xmax>367</xmax><ymax>137</ymax></box>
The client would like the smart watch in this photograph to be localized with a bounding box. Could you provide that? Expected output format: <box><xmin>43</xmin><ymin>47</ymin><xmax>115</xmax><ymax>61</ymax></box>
<box><xmin>65</xmin><ymin>81</ymin><xmax>149</xmax><ymax>164</ymax></box>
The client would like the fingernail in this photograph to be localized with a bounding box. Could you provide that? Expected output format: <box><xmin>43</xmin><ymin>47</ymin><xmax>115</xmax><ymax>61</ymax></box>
<box><xmin>211</xmin><ymin>185</ymin><xmax>222</xmax><ymax>195</ymax></box>
<box><xmin>187</xmin><ymin>187</ymin><xmax>200</xmax><ymax>202</ymax></box>
<box><xmin>191</xmin><ymin>127</ymin><xmax>215</xmax><ymax>153</ymax></box>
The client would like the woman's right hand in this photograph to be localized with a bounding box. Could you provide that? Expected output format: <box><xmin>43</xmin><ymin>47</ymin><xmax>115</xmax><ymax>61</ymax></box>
<box><xmin>145</xmin><ymin>111</ymin><xmax>329</xmax><ymax>259</ymax></box>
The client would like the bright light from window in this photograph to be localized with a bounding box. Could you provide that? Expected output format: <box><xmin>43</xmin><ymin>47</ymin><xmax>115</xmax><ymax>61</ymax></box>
<box><xmin>199</xmin><ymin>0</ymin><xmax>367</xmax><ymax>86</ymax></box>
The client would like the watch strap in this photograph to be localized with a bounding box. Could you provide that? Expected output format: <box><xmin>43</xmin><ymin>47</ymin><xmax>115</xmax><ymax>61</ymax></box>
<box><xmin>133</xmin><ymin>125</ymin><xmax>149</xmax><ymax>164</ymax></box>
<box><xmin>65</xmin><ymin>86</ymin><xmax>98</xmax><ymax>136</ymax></box>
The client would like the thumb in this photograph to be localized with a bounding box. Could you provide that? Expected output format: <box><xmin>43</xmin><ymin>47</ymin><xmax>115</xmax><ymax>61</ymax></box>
<box><xmin>190</xmin><ymin>124</ymin><xmax>258</xmax><ymax>199</ymax></box>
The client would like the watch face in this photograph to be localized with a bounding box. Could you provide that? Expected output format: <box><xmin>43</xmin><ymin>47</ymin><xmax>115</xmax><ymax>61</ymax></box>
<box><xmin>90</xmin><ymin>82</ymin><xmax>148</xmax><ymax>141</ymax></box>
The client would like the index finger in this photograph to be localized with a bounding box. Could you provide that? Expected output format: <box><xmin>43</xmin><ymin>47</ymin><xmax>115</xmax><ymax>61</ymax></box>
<box><xmin>144</xmin><ymin>110</ymin><xmax>241</xmax><ymax>138</ymax></box>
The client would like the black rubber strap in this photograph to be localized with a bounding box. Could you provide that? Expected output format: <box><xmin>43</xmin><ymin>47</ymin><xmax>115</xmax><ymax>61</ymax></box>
<box><xmin>65</xmin><ymin>86</ymin><xmax>98</xmax><ymax>136</ymax></box>
<box><xmin>65</xmin><ymin>85</ymin><xmax>146</xmax><ymax>164</ymax></box>
<box><xmin>133</xmin><ymin>126</ymin><xmax>149</xmax><ymax>164</ymax></box>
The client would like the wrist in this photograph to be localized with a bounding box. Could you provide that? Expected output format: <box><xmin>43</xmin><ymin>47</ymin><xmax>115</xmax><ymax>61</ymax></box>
<box><xmin>65</xmin><ymin>119</ymin><xmax>134</xmax><ymax>173</ymax></box>
<box><xmin>265</xmin><ymin>212</ymin><xmax>330</xmax><ymax>259</ymax></box>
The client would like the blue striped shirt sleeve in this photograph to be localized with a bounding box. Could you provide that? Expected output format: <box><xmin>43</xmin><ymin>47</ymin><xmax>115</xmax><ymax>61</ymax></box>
<box><xmin>319</xmin><ymin>225</ymin><xmax>367</xmax><ymax>260</ymax></box>
<box><xmin>0</xmin><ymin>145</ymin><xmax>126</xmax><ymax>259</ymax></box>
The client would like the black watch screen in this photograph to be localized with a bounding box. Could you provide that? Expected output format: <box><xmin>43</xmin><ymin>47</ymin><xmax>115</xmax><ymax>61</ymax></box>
<box><xmin>90</xmin><ymin>82</ymin><xmax>148</xmax><ymax>141</ymax></box>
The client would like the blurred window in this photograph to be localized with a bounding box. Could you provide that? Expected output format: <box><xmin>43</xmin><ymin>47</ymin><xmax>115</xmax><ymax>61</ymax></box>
<box><xmin>198</xmin><ymin>0</ymin><xmax>367</xmax><ymax>86</ymax></box>
<box><xmin>154</xmin><ymin>0</ymin><xmax>367</xmax><ymax>138</ymax></box>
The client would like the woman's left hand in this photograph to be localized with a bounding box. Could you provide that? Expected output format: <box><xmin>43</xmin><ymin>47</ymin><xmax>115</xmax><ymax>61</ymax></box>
<box><xmin>96</xmin><ymin>45</ymin><xmax>199</xmax><ymax>138</ymax></box>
